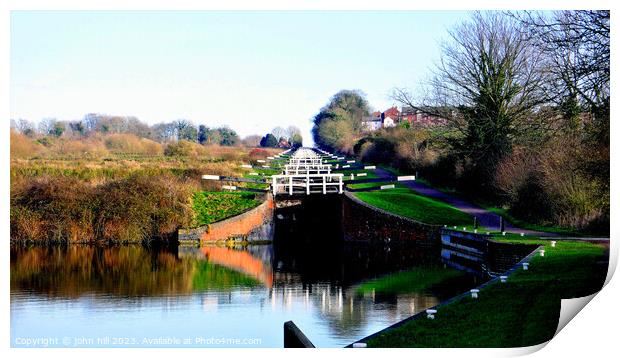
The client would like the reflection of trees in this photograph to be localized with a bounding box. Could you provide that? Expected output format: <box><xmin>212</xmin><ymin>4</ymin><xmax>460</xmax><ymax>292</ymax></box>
<box><xmin>11</xmin><ymin>246</ymin><xmax>194</xmax><ymax>297</ymax></box>
<box><xmin>10</xmin><ymin>245</ymin><xmax>273</xmax><ymax>298</ymax></box>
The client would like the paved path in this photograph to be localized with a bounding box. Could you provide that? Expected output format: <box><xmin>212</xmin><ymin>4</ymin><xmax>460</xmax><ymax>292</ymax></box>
<box><xmin>374</xmin><ymin>168</ymin><xmax>558</xmax><ymax>236</ymax></box>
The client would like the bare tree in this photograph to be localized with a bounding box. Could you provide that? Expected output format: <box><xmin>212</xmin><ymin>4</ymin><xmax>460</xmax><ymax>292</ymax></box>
<box><xmin>271</xmin><ymin>126</ymin><xmax>288</xmax><ymax>142</ymax></box>
<box><xmin>16</xmin><ymin>119</ymin><xmax>36</xmax><ymax>137</ymax></box>
<box><xmin>38</xmin><ymin>118</ymin><xmax>58</xmax><ymax>135</ymax></box>
<box><xmin>241</xmin><ymin>135</ymin><xmax>262</xmax><ymax>147</ymax></box>
<box><xmin>404</xmin><ymin>13</ymin><xmax>548</xmax><ymax>140</ymax></box>
<box><xmin>394</xmin><ymin>12</ymin><xmax>549</xmax><ymax>191</ymax></box>
<box><xmin>513</xmin><ymin>10</ymin><xmax>609</xmax><ymax>140</ymax></box>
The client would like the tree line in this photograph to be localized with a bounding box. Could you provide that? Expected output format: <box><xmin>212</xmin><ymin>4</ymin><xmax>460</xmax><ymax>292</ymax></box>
<box><xmin>11</xmin><ymin>115</ymin><xmax>302</xmax><ymax>148</ymax></box>
<box><xmin>312</xmin><ymin>11</ymin><xmax>609</xmax><ymax>233</ymax></box>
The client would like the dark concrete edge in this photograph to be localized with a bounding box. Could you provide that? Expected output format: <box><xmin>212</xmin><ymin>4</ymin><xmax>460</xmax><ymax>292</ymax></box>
<box><xmin>345</xmin><ymin>244</ymin><xmax>544</xmax><ymax>348</ymax></box>
<box><xmin>283</xmin><ymin>321</ymin><xmax>316</xmax><ymax>348</ymax></box>
<box><xmin>343</xmin><ymin>191</ymin><xmax>442</xmax><ymax>229</ymax></box>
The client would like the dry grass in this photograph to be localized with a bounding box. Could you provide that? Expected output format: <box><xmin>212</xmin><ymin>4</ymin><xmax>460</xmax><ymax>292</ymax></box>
<box><xmin>10</xmin><ymin>134</ymin><xmax>284</xmax><ymax>243</ymax></box>
<box><xmin>104</xmin><ymin>133</ymin><xmax>163</xmax><ymax>155</ymax></box>
<box><xmin>10</xmin><ymin>174</ymin><xmax>198</xmax><ymax>244</ymax></box>
<box><xmin>10</xmin><ymin>130</ymin><xmax>44</xmax><ymax>158</ymax></box>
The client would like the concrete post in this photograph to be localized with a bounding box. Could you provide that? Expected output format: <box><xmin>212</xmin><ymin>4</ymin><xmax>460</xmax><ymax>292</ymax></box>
<box><xmin>289</xmin><ymin>176</ymin><xmax>293</xmax><ymax>195</ymax></box>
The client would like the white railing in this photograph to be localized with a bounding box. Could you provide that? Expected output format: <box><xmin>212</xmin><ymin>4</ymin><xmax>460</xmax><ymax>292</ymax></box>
<box><xmin>284</xmin><ymin>164</ymin><xmax>332</xmax><ymax>175</ymax></box>
<box><xmin>272</xmin><ymin>173</ymin><xmax>343</xmax><ymax>195</ymax></box>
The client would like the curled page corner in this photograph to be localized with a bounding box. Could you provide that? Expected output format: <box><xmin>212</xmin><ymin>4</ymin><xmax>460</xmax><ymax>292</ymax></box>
<box><xmin>554</xmin><ymin>293</ymin><xmax>598</xmax><ymax>337</ymax></box>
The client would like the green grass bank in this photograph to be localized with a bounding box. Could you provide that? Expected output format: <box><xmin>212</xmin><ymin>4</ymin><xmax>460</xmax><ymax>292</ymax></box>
<box><xmin>365</xmin><ymin>239</ymin><xmax>608</xmax><ymax>347</ymax></box>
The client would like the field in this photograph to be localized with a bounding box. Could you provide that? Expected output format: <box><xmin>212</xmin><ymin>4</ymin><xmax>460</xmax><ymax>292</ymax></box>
<box><xmin>10</xmin><ymin>131</ymin><xmax>282</xmax><ymax>244</ymax></box>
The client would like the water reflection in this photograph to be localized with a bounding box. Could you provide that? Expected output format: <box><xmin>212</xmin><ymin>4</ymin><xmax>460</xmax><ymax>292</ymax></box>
<box><xmin>11</xmin><ymin>242</ymin><xmax>483</xmax><ymax>347</ymax></box>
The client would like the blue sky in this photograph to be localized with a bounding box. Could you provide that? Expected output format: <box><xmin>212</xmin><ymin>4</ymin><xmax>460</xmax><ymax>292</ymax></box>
<box><xmin>11</xmin><ymin>11</ymin><xmax>469</xmax><ymax>142</ymax></box>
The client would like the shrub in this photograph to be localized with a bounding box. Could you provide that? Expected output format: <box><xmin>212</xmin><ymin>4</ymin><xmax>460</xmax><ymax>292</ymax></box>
<box><xmin>164</xmin><ymin>140</ymin><xmax>209</xmax><ymax>157</ymax></box>
<box><xmin>10</xmin><ymin>174</ymin><xmax>196</xmax><ymax>243</ymax></box>
<box><xmin>10</xmin><ymin>130</ymin><xmax>44</xmax><ymax>159</ymax></box>
<box><xmin>104</xmin><ymin>133</ymin><xmax>163</xmax><ymax>155</ymax></box>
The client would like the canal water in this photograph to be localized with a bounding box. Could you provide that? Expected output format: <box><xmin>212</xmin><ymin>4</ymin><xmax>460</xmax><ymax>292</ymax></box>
<box><xmin>11</xmin><ymin>197</ymin><xmax>490</xmax><ymax>348</ymax></box>
<box><xmin>10</xmin><ymin>241</ymin><xmax>486</xmax><ymax>348</ymax></box>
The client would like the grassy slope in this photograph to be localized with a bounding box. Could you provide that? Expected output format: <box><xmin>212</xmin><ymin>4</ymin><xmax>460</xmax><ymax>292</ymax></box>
<box><xmin>413</xmin><ymin>177</ymin><xmax>583</xmax><ymax>236</ymax></box>
<box><xmin>192</xmin><ymin>191</ymin><xmax>261</xmax><ymax>226</ymax></box>
<box><xmin>356</xmin><ymin>267</ymin><xmax>468</xmax><ymax>295</ymax></box>
<box><xmin>354</xmin><ymin>188</ymin><xmax>473</xmax><ymax>226</ymax></box>
<box><xmin>367</xmin><ymin>240</ymin><xmax>608</xmax><ymax>347</ymax></box>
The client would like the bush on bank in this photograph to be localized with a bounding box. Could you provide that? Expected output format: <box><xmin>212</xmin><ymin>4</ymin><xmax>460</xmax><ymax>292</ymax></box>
<box><xmin>10</xmin><ymin>174</ymin><xmax>197</xmax><ymax>244</ymax></box>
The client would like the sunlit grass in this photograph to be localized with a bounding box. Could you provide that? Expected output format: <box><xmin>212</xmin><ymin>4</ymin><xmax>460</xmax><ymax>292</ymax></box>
<box><xmin>354</xmin><ymin>188</ymin><xmax>473</xmax><ymax>226</ymax></box>
<box><xmin>191</xmin><ymin>191</ymin><xmax>261</xmax><ymax>226</ymax></box>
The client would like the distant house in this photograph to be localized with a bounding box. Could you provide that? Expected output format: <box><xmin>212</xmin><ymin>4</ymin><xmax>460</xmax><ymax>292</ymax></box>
<box><xmin>362</xmin><ymin>114</ymin><xmax>383</xmax><ymax>131</ymax></box>
<box><xmin>381</xmin><ymin>106</ymin><xmax>400</xmax><ymax>128</ymax></box>
<box><xmin>362</xmin><ymin>105</ymin><xmax>448</xmax><ymax>131</ymax></box>
<box><xmin>401</xmin><ymin>106</ymin><xmax>449</xmax><ymax>127</ymax></box>
<box><xmin>363</xmin><ymin>107</ymin><xmax>400</xmax><ymax>131</ymax></box>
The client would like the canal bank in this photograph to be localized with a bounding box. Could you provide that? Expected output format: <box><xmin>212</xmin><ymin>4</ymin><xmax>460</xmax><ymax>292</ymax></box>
<box><xmin>178</xmin><ymin>193</ymin><xmax>274</xmax><ymax>245</ymax></box>
<box><xmin>347</xmin><ymin>237</ymin><xmax>608</xmax><ymax>348</ymax></box>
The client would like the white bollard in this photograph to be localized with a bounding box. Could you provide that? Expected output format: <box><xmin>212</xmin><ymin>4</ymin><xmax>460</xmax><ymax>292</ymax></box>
<box><xmin>453</xmin><ymin>226</ymin><xmax>457</xmax><ymax>229</ymax></box>
<box><xmin>350</xmin><ymin>174</ymin><xmax>354</xmax><ymax>180</ymax></box>
<box><xmin>551</xmin><ymin>241</ymin><xmax>557</xmax><ymax>247</ymax></box>
<box><xmin>522</xmin><ymin>263</ymin><xmax>529</xmax><ymax>270</ymax></box>
<box><xmin>444</xmin><ymin>225</ymin><xmax>447</xmax><ymax>228</ymax></box>
<box><xmin>352</xmin><ymin>343</ymin><xmax>367</xmax><ymax>348</ymax></box>
<box><xmin>426</xmin><ymin>309</ymin><xmax>437</xmax><ymax>319</ymax></box>
<box><xmin>486</xmin><ymin>232</ymin><xmax>490</xmax><ymax>235</ymax></box>
<box><xmin>502</xmin><ymin>232</ymin><xmax>506</xmax><ymax>236</ymax></box>
<box><xmin>500</xmin><ymin>276</ymin><xmax>507</xmax><ymax>283</ymax></box>
<box><xmin>470</xmin><ymin>289</ymin><xmax>479</xmax><ymax>299</ymax></box>
<box><xmin>520</xmin><ymin>233</ymin><xmax>525</xmax><ymax>237</ymax></box>
<box><xmin>462</xmin><ymin>227</ymin><xmax>467</xmax><ymax>231</ymax></box>
<box><xmin>474</xmin><ymin>229</ymin><xmax>478</xmax><ymax>233</ymax></box>
<box><xmin>540</xmin><ymin>249</ymin><xmax>545</xmax><ymax>257</ymax></box>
